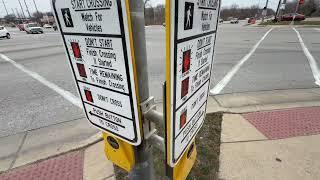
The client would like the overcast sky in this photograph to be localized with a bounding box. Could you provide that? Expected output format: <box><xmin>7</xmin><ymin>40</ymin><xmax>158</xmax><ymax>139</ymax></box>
<box><xmin>0</xmin><ymin>0</ymin><xmax>281</xmax><ymax>17</ymax></box>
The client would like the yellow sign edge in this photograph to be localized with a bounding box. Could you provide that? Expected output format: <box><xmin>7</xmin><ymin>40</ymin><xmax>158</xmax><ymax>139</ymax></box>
<box><xmin>165</xmin><ymin>0</ymin><xmax>172</xmax><ymax>166</ymax></box>
<box><xmin>125</xmin><ymin>0</ymin><xmax>143</xmax><ymax>144</ymax></box>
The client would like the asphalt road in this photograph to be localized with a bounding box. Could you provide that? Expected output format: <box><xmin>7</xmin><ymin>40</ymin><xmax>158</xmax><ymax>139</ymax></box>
<box><xmin>212</xmin><ymin>24</ymin><xmax>319</xmax><ymax>94</ymax></box>
<box><xmin>0</xmin><ymin>23</ymin><xmax>319</xmax><ymax>137</ymax></box>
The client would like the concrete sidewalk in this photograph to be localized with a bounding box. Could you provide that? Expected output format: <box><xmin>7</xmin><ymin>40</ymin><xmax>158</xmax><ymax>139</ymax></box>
<box><xmin>0</xmin><ymin>116</ymin><xmax>116</xmax><ymax>179</ymax></box>
<box><xmin>1</xmin><ymin>87</ymin><xmax>320</xmax><ymax>179</ymax></box>
<box><xmin>0</xmin><ymin>141</ymin><xmax>115</xmax><ymax>180</ymax></box>
<box><xmin>219</xmin><ymin>110</ymin><xmax>320</xmax><ymax>180</ymax></box>
<box><xmin>0</xmin><ymin>117</ymin><xmax>102</xmax><ymax>173</ymax></box>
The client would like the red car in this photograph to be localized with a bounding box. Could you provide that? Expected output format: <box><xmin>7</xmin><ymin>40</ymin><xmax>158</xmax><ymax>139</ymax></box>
<box><xmin>17</xmin><ymin>24</ymin><xmax>26</xmax><ymax>31</ymax></box>
<box><xmin>281</xmin><ymin>13</ymin><xmax>305</xmax><ymax>21</ymax></box>
<box><xmin>248</xmin><ymin>17</ymin><xmax>256</xmax><ymax>24</ymax></box>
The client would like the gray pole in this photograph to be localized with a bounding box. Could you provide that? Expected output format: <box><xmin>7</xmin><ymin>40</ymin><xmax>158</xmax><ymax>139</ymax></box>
<box><xmin>128</xmin><ymin>0</ymin><xmax>155</xmax><ymax>179</ymax></box>
<box><xmin>15</xmin><ymin>8</ymin><xmax>20</xmax><ymax>18</ymax></box>
<box><xmin>2</xmin><ymin>0</ymin><xmax>9</xmax><ymax>16</ymax></box>
<box><xmin>18</xmin><ymin>0</ymin><xmax>26</xmax><ymax>19</ymax></box>
<box><xmin>32</xmin><ymin>0</ymin><xmax>41</xmax><ymax>23</ymax></box>
<box><xmin>291</xmin><ymin>0</ymin><xmax>301</xmax><ymax>24</ymax></box>
<box><xmin>23</xmin><ymin>0</ymin><xmax>31</xmax><ymax>18</ymax></box>
<box><xmin>275</xmin><ymin>0</ymin><xmax>282</xmax><ymax>21</ymax></box>
<box><xmin>32</xmin><ymin>0</ymin><xmax>40</xmax><ymax>16</ymax></box>
<box><xmin>11</xmin><ymin>8</ymin><xmax>16</xmax><ymax>17</ymax></box>
<box><xmin>261</xmin><ymin>0</ymin><xmax>269</xmax><ymax>23</ymax></box>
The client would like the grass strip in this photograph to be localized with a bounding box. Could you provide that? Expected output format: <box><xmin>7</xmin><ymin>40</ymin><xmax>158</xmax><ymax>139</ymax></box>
<box><xmin>114</xmin><ymin>113</ymin><xmax>223</xmax><ymax>180</ymax></box>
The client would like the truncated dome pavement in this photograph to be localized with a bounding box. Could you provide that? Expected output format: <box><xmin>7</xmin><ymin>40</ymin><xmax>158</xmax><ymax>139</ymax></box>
<box><xmin>243</xmin><ymin>107</ymin><xmax>320</xmax><ymax>140</ymax></box>
<box><xmin>0</xmin><ymin>151</ymin><xmax>84</xmax><ymax>180</ymax></box>
<box><xmin>1</xmin><ymin>107</ymin><xmax>320</xmax><ymax>178</ymax></box>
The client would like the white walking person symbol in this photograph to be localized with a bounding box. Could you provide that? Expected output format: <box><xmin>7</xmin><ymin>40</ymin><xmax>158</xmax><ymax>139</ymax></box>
<box><xmin>64</xmin><ymin>11</ymin><xmax>71</xmax><ymax>26</ymax></box>
<box><xmin>186</xmin><ymin>5</ymin><xmax>192</xmax><ymax>28</ymax></box>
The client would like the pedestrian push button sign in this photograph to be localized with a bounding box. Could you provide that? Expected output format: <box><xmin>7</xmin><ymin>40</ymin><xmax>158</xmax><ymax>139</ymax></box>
<box><xmin>52</xmin><ymin>0</ymin><xmax>142</xmax><ymax>146</ymax></box>
<box><xmin>166</xmin><ymin>0</ymin><xmax>220</xmax><ymax>166</ymax></box>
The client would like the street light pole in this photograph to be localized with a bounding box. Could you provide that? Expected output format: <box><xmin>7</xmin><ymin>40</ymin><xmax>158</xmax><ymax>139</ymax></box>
<box><xmin>32</xmin><ymin>0</ymin><xmax>39</xmax><ymax>15</ymax></box>
<box><xmin>32</xmin><ymin>0</ymin><xmax>41</xmax><ymax>23</ymax></box>
<box><xmin>18</xmin><ymin>0</ymin><xmax>26</xmax><ymax>19</ymax></box>
<box><xmin>11</xmin><ymin>8</ymin><xmax>16</xmax><ymax>17</ymax></box>
<box><xmin>261</xmin><ymin>0</ymin><xmax>269</xmax><ymax>23</ymax></box>
<box><xmin>2</xmin><ymin>0</ymin><xmax>9</xmax><ymax>16</ymax></box>
<box><xmin>275</xmin><ymin>0</ymin><xmax>282</xmax><ymax>21</ymax></box>
<box><xmin>291</xmin><ymin>0</ymin><xmax>301</xmax><ymax>24</ymax></box>
<box><xmin>128</xmin><ymin>0</ymin><xmax>155</xmax><ymax>179</ymax></box>
<box><xmin>15</xmin><ymin>8</ymin><xmax>20</xmax><ymax>19</ymax></box>
<box><xmin>23</xmin><ymin>0</ymin><xmax>31</xmax><ymax>19</ymax></box>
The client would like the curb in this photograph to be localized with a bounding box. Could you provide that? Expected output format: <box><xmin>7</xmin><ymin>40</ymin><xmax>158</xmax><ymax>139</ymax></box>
<box><xmin>207</xmin><ymin>88</ymin><xmax>320</xmax><ymax>114</ymax></box>
<box><xmin>57</xmin><ymin>132</ymin><xmax>103</xmax><ymax>153</ymax></box>
<box><xmin>0</xmin><ymin>132</ymin><xmax>103</xmax><ymax>174</ymax></box>
<box><xmin>0</xmin><ymin>116</ymin><xmax>104</xmax><ymax>174</ymax></box>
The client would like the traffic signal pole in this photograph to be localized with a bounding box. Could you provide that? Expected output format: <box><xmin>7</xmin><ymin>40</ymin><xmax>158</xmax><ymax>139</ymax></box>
<box><xmin>128</xmin><ymin>0</ymin><xmax>156</xmax><ymax>179</ymax></box>
<box><xmin>261</xmin><ymin>0</ymin><xmax>269</xmax><ymax>23</ymax></box>
<box><xmin>275</xmin><ymin>0</ymin><xmax>282</xmax><ymax>21</ymax></box>
<box><xmin>292</xmin><ymin>0</ymin><xmax>301</xmax><ymax>24</ymax></box>
<box><xmin>2</xmin><ymin>0</ymin><xmax>9</xmax><ymax>16</ymax></box>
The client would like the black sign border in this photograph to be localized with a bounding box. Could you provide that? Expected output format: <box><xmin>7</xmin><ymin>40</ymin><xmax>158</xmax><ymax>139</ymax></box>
<box><xmin>52</xmin><ymin>0</ymin><xmax>140</xmax><ymax>144</ymax></box>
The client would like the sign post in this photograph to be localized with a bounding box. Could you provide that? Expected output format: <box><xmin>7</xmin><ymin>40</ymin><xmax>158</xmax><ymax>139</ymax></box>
<box><xmin>165</xmin><ymin>0</ymin><xmax>221</xmax><ymax>178</ymax></box>
<box><xmin>53</xmin><ymin>0</ymin><xmax>221</xmax><ymax>178</ymax></box>
<box><xmin>52</xmin><ymin>0</ymin><xmax>155</xmax><ymax>179</ymax></box>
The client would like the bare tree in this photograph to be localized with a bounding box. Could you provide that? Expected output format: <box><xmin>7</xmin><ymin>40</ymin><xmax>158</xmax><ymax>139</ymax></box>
<box><xmin>220</xmin><ymin>5</ymin><xmax>275</xmax><ymax>20</ymax></box>
<box><xmin>4</xmin><ymin>14</ymin><xmax>16</xmax><ymax>23</ymax></box>
<box><xmin>284</xmin><ymin>0</ymin><xmax>319</xmax><ymax>16</ymax></box>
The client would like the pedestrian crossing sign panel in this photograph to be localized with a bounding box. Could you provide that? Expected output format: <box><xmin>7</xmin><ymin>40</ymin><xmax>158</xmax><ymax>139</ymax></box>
<box><xmin>52</xmin><ymin>0</ymin><xmax>143</xmax><ymax>146</ymax></box>
<box><xmin>165</xmin><ymin>0</ymin><xmax>221</xmax><ymax>167</ymax></box>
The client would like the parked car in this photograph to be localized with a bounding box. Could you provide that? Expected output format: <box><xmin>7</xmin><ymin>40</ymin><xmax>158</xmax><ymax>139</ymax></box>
<box><xmin>219</xmin><ymin>19</ymin><xmax>224</xmax><ymax>23</ymax></box>
<box><xmin>281</xmin><ymin>13</ymin><xmax>305</xmax><ymax>21</ymax></box>
<box><xmin>0</xmin><ymin>26</ymin><xmax>11</xmax><ymax>39</ymax></box>
<box><xmin>248</xmin><ymin>17</ymin><xmax>256</xmax><ymax>24</ymax></box>
<box><xmin>230</xmin><ymin>18</ymin><xmax>239</xmax><ymax>24</ymax></box>
<box><xmin>17</xmin><ymin>24</ymin><xmax>26</xmax><ymax>31</ymax></box>
<box><xmin>43</xmin><ymin>24</ymin><xmax>53</xmax><ymax>29</ymax></box>
<box><xmin>24</xmin><ymin>23</ymin><xmax>44</xmax><ymax>34</ymax></box>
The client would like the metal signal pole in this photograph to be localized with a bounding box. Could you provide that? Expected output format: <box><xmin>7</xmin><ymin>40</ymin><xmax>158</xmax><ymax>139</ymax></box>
<box><xmin>15</xmin><ymin>8</ymin><xmax>23</xmax><ymax>22</ymax></box>
<box><xmin>23</xmin><ymin>0</ymin><xmax>31</xmax><ymax>18</ymax></box>
<box><xmin>18</xmin><ymin>0</ymin><xmax>26</xmax><ymax>19</ymax></box>
<box><xmin>32</xmin><ymin>0</ymin><xmax>39</xmax><ymax>15</ymax></box>
<box><xmin>32</xmin><ymin>0</ymin><xmax>41</xmax><ymax>23</ymax></box>
<box><xmin>2</xmin><ymin>0</ymin><xmax>9</xmax><ymax>16</ymax></box>
<box><xmin>11</xmin><ymin>8</ymin><xmax>16</xmax><ymax>17</ymax></box>
<box><xmin>261</xmin><ymin>0</ymin><xmax>269</xmax><ymax>23</ymax></box>
<box><xmin>275</xmin><ymin>0</ymin><xmax>282</xmax><ymax>21</ymax></box>
<box><xmin>291</xmin><ymin>0</ymin><xmax>301</xmax><ymax>24</ymax></box>
<box><xmin>128</xmin><ymin>0</ymin><xmax>155</xmax><ymax>179</ymax></box>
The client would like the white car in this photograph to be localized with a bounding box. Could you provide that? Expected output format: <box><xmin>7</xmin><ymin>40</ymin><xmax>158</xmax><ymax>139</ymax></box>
<box><xmin>0</xmin><ymin>26</ymin><xmax>10</xmax><ymax>39</ymax></box>
<box><xmin>230</xmin><ymin>18</ymin><xmax>239</xmax><ymax>24</ymax></box>
<box><xmin>24</xmin><ymin>23</ymin><xmax>44</xmax><ymax>34</ymax></box>
<box><xmin>43</xmin><ymin>24</ymin><xmax>53</xmax><ymax>29</ymax></box>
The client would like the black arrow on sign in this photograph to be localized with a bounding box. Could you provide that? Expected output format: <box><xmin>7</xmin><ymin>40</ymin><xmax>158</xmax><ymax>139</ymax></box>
<box><xmin>89</xmin><ymin>111</ymin><xmax>125</xmax><ymax>129</ymax></box>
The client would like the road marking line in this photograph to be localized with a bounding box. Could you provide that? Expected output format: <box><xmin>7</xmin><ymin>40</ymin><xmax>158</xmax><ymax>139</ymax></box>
<box><xmin>293</xmin><ymin>27</ymin><xmax>320</xmax><ymax>86</ymax></box>
<box><xmin>210</xmin><ymin>28</ymin><xmax>274</xmax><ymax>95</ymax></box>
<box><xmin>0</xmin><ymin>53</ymin><xmax>82</xmax><ymax>108</ymax></box>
